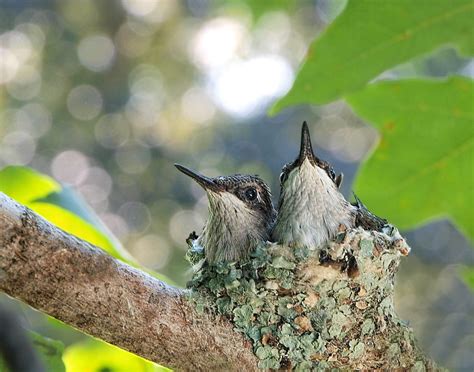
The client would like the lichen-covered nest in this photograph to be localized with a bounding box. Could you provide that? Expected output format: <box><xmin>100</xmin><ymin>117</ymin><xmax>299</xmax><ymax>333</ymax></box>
<box><xmin>186</xmin><ymin>227</ymin><xmax>440</xmax><ymax>371</ymax></box>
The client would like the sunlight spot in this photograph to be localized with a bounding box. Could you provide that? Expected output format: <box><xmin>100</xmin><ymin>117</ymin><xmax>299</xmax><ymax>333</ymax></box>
<box><xmin>132</xmin><ymin>234</ymin><xmax>171</xmax><ymax>270</ymax></box>
<box><xmin>121</xmin><ymin>0</ymin><xmax>158</xmax><ymax>17</ymax></box>
<box><xmin>211</xmin><ymin>55</ymin><xmax>293</xmax><ymax>117</ymax></box>
<box><xmin>0</xmin><ymin>131</ymin><xmax>36</xmax><ymax>165</ymax></box>
<box><xmin>191</xmin><ymin>17</ymin><xmax>247</xmax><ymax>69</ymax></box>
<box><xmin>51</xmin><ymin>150</ymin><xmax>89</xmax><ymax>186</ymax></box>
<box><xmin>169</xmin><ymin>210</ymin><xmax>205</xmax><ymax>247</ymax></box>
<box><xmin>0</xmin><ymin>47</ymin><xmax>19</xmax><ymax>84</ymax></box>
<box><xmin>181</xmin><ymin>87</ymin><xmax>216</xmax><ymax>125</ymax></box>
<box><xmin>78</xmin><ymin>34</ymin><xmax>116</xmax><ymax>72</ymax></box>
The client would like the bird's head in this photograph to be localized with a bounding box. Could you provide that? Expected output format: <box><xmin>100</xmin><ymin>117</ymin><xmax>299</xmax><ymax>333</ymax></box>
<box><xmin>278</xmin><ymin>121</ymin><xmax>342</xmax><ymax>190</ymax></box>
<box><xmin>175</xmin><ymin>164</ymin><xmax>275</xmax><ymax>222</ymax></box>
<box><xmin>175</xmin><ymin>164</ymin><xmax>275</xmax><ymax>263</ymax></box>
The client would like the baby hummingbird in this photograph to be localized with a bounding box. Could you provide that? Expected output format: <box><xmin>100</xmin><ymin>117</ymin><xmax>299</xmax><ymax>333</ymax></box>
<box><xmin>175</xmin><ymin>164</ymin><xmax>276</xmax><ymax>264</ymax></box>
<box><xmin>272</xmin><ymin>122</ymin><xmax>356</xmax><ymax>249</ymax></box>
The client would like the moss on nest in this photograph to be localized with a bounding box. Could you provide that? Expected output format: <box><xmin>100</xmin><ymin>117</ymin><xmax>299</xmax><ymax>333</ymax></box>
<box><xmin>186</xmin><ymin>227</ymin><xmax>441</xmax><ymax>371</ymax></box>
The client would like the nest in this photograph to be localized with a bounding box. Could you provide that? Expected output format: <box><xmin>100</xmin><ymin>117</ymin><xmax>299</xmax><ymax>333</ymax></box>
<box><xmin>187</xmin><ymin>227</ymin><xmax>440</xmax><ymax>371</ymax></box>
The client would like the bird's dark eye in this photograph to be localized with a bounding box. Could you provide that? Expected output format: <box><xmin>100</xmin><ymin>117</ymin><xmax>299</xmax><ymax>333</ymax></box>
<box><xmin>329</xmin><ymin>169</ymin><xmax>335</xmax><ymax>180</ymax></box>
<box><xmin>244</xmin><ymin>187</ymin><xmax>258</xmax><ymax>201</ymax></box>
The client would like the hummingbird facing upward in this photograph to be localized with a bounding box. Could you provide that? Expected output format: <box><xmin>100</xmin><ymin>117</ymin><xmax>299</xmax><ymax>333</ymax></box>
<box><xmin>272</xmin><ymin>122</ymin><xmax>356</xmax><ymax>249</ymax></box>
<box><xmin>175</xmin><ymin>164</ymin><xmax>276</xmax><ymax>264</ymax></box>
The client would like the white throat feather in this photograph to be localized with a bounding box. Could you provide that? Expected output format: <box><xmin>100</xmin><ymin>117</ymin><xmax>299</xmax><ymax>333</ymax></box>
<box><xmin>199</xmin><ymin>191</ymin><xmax>267</xmax><ymax>263</ymax></box>
<box><xmin>273</xmin><ymin>159</ymin><xmax>355</xmax><ymax>249</ymax></box>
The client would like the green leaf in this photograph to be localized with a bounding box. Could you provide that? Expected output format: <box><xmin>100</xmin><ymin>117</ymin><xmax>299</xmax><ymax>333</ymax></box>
<box><xmin>271</xmin><ymin>0</ymin><xmax>473</xmax><ymax>112</ymax></box>
<box><xmin>63</xmin><ymin>338</ymin><xmax>170</xmax><ymax>372</ymax></box>
<box><xmin>41</xmin><ymin>186</ymin><xmax>110</xmax><ymax>228</ymax></box>
<box><xmin>29</xmin><ymin>197</ymin><xmax>173</xmax><ymax>284</ymax></box>
<box><xmin>0</xmin><ymin>166</ymin><xmax>60</xmax><ymax>204</ymax></box>
<box><xmin>0</xmin><ymin>166</ymin><xmax>174</xmax><ymax>284</ymax></box>
<box><xmin>0</xmin><ymin>166</ymin><xmax>125</xmax><ymax>258</ymax></box>
<box><xmin>28</xmin><ymin>201</ymin><xmax>124</xmax><ymax>258</ymax></box>
<box><xmin>0</xmin><ymin>167</ymin><xmax>123</xmax><ymax>257</ymax></box>
<box><xmin>29</xmin><ymin>331</ymin><xmax>66</xmax><ymax>372</ymax></box>
<box><xmin>461</xmin><ymin>267</ymin><xmax>474</xmax><ymax>291</ymax></box>
<box><xmin>347</xmin><ymin>77</ymin><xmax>474</xmax><ymax>241</ymax></box>
<box><xmin>36</xmin><ymin>187</ymin><xmax>135</xmax><ymax>262</ymax></box>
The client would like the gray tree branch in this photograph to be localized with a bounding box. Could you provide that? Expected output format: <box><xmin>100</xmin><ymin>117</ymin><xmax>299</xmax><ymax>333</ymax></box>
<box><xmin>0</xmin><ymin>192</ymin><xmax>258</xmax><ymax>371</ymax></box>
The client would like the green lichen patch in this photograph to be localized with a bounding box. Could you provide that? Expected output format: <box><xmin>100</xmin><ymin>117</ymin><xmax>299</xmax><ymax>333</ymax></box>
<box><xmin>186</xmin><ymin>227</ymin><xmax>440</xmax><ymax>370</ymax></box>
<box><xmin>359</xmin><ymin>239</ymin><xmax>374</xmax><ymax>257</ymax></box>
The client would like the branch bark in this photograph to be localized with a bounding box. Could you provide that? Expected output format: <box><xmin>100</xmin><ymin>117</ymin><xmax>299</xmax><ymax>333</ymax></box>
<box><xmin>0</xmin><ymin>193</ymin><xmax>258</xmax><ymax>371</ymax></box>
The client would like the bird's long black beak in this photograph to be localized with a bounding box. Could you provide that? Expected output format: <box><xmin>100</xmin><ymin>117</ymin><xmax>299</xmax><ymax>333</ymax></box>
<box><xmin>297</xmin><ymin>121</ymin><xmax>316</xmax><ymax>163</ymax></box>
<box><xmin>175</xmin><ymin>164</ymin><xmax>217</xmax><ymax>191</ymax></box>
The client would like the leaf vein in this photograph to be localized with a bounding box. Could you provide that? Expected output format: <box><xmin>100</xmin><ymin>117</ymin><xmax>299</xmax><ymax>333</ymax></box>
<box><xmin>380</xmin><ymin>135</ymin><xmax>474</xmax><ymax>196</ymax></box>
<box><xmin>334</xmin><ymin>2</ymin><xmax>473</xmax><ymax>72</ymax></box>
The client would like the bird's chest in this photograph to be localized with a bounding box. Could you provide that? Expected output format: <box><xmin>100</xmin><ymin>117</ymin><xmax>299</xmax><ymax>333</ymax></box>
<box><xmin>200</xmin><ymin>195</ymin><xmax>260</xmax><ymax>262</ymax></box>
<box><xmin>276</xmin><ymin>166</ymin><xmax>353</xmax><ymax>248</ymax></box>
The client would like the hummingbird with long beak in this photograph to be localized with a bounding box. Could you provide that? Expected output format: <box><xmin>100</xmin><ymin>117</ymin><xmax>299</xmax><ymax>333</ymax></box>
<box><xmin>272</xmin><ymin>122</ymin><xmax>356</xmax><ymax>249</ymax></box>
<box><xmin>175</xmin><ymin>164</ymin><xmax>276</xmax><ymax>264</ymax></box>
<box><xmin>272</xmin><ymin>122</ymin><xmax>387</xmax><ymax>248</ymax></box>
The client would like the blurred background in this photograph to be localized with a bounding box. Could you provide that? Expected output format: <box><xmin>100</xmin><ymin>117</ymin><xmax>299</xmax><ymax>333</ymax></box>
<box><xmin>0</xmin><ymin>0</ymin><xmax>473</xmax><ymax>370</ymax></box>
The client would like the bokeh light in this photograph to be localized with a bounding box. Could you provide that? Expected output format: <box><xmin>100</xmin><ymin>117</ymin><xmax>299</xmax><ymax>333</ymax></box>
<box><xmin>0</xmin><ymin>131</ymin><xmax>36</xmax><ymax>165</ymax></box>
<box><xmin>191</xmin><ymin>17</ymin><xmax>248</xmax><ymax>69</ymax></box>
<box><xmin>132</xmin><ymin>234</ymin><xmax>171</xmax><ymax>270</ymax></box>
<box><xmin>95</xmin><ymin>113</ymin><xmax>131</xmax><ymax>149</ymax></box>
<box><xmin>180</xmin><ymin>86</ymin><xmax>216</xmax><ymax>125</ymax></box>
<box><xmin>114</xmin><ymin>141</ymin><xmax>151</xmax><ymax>174</ymax></box>
<box><xmin>211</xmin><ymin>55</ymin><xmax>293</xmax><ymax>116</ymax></box>
<box><xmin>169</xmin><ymin>209</ymin><xmax>205</xmax><ymax>248</ymax></box>
<box><xmin>121</xmin><ymin>0</ymin><xmax>159</xmax><ymax>17</ymax></box>
<box><xmin>67</xmin><ymin>85</ymin><xmax>103</xmax><ymax>121</ymax></box>
<box><xmin>51</xmin><ymin>150</ymin><xmax>89</xmax><ymax>186</ymax></box>
<box><xmin>118</xmin><ymin>201</ymin><xmax>151</xmax><ymax>234</ymax></box>
<box><xmin>77</xmin><ymin>34</ymin><xmax>116</xmax><ymax>72</ymax></box>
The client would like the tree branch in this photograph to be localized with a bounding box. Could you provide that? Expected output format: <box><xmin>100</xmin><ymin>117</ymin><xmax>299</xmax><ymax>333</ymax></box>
<box><xmin>0</xmin><ymin>193</ymin><xmax>258</xmax><ymax>371</ymax></box>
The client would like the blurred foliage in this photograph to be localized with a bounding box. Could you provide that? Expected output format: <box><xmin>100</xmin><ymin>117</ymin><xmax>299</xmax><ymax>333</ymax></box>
<box><xmin>272</xmin><ymin>0</ymin><xmax>474</xmax><ymax>248</ymax></box>
<box><xmin>0</xmin><ymin>330</ymin><xmax>65</xmax><ymax>372</ymax></box>
<box><xmin>236</xmin><ymin>0</ymin><xmax>299</xmax><ymax>20</ymax></box>
<box><xmin>0</xmin><ymin>166</ymin><xmax>134</xmax><ymax>263</ymax></box>
<box><xmin>462</xmin><ymin>267</ymin><xmax>474</xmax><ymax>290</ymax></box>
<box><xmin>461</xmin><ymin>267</ymin><xmax>474</xmax><ymax>291</ymax></box>
<box><xmin>63</xmin><ymin>338</ymin><xmax>168</xmax><ymax>372</ymax></box>
<box><xmin>348</xmin><ymin>77</ymin><xmax>473</xmax><ymax>241</ymax></box>
<box><xmin>29</xmin><ymin>331</ymin><xmax>66</xmax><ymax>372</ymax></box>
<box><xmin>0</xmin><ymin>165</ymin><xmax>61</xmax><ymax>203</ymax></box>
